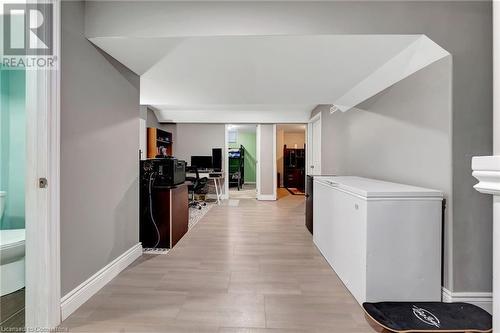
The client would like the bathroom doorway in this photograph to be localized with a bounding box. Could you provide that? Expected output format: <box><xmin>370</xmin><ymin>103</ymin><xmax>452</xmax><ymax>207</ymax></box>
<box><xmin>0</xmin><ymin>67</ymin><xmax>27</xmax><ymax>329</ymax></box>
<box><xmin>0</xmin><ymin>4</ymin><xmax>62</xmax><ymax>329</ymax></box>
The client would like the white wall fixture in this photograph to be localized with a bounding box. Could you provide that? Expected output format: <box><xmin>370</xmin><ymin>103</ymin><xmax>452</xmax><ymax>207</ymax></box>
<box><xmin>472</xmin><ymin>156</ymin><xmax>500</xmax><ymax>321</ymax></box>
<box><xmin>470</xmin><ymin>1</ymin><xmax>500</xmax><ymax>327</ymax></box>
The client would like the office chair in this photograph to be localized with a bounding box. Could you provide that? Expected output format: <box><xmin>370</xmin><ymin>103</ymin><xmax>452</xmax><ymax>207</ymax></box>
<box><xmin>186</xmin><ymin>166</ymin><xmax>208</xmax><ymax>210</ymax></box>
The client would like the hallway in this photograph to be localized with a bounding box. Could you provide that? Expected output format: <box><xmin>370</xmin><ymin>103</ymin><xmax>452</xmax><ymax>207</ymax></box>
<box><xmin>61</xmin><ymin>195</ymin><xmax>377</xmax><ymax>332</ymax></box>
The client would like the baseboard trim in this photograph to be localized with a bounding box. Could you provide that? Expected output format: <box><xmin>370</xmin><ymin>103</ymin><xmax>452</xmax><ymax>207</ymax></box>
<box><xmin>442</xmin><ymin>287</ymin><xmax>492</xmax><ymax>314</ymax></box>
<box><xmin>257</xmin><ymin>194</ymin><xmax>276</xmax><ymax>201</ymax></box>
<box><xmin>60</xmin><ymin>243</ymin><xmax>142</xmax><ymax>320</ymax></box>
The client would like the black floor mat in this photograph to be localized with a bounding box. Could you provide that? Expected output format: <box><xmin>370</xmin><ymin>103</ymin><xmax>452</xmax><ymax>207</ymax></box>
<box><xmin>363</xmin><ymin>302</ymin><xmax>492</xmax><ymax>333</ymax></box>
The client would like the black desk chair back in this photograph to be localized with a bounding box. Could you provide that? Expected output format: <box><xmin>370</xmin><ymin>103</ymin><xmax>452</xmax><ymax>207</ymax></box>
<box><xmin>186</xmin><ymin>166</ymin><xmax>208</xmax><ymax>209</ymax></box>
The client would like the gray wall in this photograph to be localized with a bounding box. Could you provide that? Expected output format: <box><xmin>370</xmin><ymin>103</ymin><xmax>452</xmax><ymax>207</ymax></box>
<box><xmin>174</xmin><ymin>124</ymin><xmax>225</xmax><ymax>164</ymax></box>
<box><xmin>61</xmin><ymin>1</ymin><xmax>140</xmax><ymax>295</ymax></box>
<box><xmin>258</xmin><ymin>125</ymin><xmax>275</xmax><ymax>197</ymax></box>
<box><xmin>84</xmin><ymin>0</ymin><xmax>492</xmax><ymax>294</ymax></box>
<box><xmin>306</xmin><ymin>1</ymin><xmax>494</xmax><ymax>294</ymax></box>
<box><xmin>313</xmin><ymin>57</ymin><xmax>454</xmax><ymax>287</ymax></box>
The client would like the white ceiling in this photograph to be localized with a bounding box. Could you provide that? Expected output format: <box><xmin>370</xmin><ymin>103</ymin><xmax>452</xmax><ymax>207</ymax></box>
<box><xmin>149</xmin><ymin>104</ymin><xmax>317</xmax><ymax>123</ymax></box>
<box><xmin>91</xmin><ymin>34</ymin><xmax>449</xmax><ymax>123</ymax></box>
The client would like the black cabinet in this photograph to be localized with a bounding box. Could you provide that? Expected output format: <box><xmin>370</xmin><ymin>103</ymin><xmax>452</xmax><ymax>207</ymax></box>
<box><xmin>140</xmin><ymin>179</ymin><xmax>188</xmax><ymax>249</ymax></box>
<box><xmin>305</xmin><ymin>175</ymin><xmax>314</xmax><ymax>234</ymax></box>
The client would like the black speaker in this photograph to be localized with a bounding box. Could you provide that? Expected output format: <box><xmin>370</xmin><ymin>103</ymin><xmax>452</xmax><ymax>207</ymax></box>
<box><xmin>212</xmin><ymin>148</ymin><xmax>223</xmax><ymax>172</ymax></box>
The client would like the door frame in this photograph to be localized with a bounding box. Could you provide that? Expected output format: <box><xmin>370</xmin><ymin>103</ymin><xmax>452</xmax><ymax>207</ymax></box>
<box><xmin>272</xmin><ymin>124</ymin><xmax>277</xmax><ymax>200</ymax></box>
<box><xmin>224</xmin><ymin>124</ymin><xmax>230</xmax><ymax>199</ymax></box>
<box><xmin>307</xmin><ymin>112</ymin><xmax>322</xmax><ymax>175</ymax></box>
<box><xmin>256</xmin><ymin>124</ymin><xmax>277</xmax><ymax>200</ymax></box>
<box><xmin>25</xmin><ymin>0</ymin><xmax>61</xmax><ymax>328</ymax></box>
<box><xmin>256</xmin><ymin>125</ymin><xmax>261</xmax><ymax>197</ymax></box>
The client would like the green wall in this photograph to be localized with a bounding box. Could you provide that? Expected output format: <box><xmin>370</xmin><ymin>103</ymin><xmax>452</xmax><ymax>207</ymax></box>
<box><xmin>0</xmin><ymin>67</ymin><xmax>26</xmax><ymax>230</ymax></box>
<box><xmin>229</xmin><ymin>131</ymin><xmax>256</xmax><ymax>183</ymax></box>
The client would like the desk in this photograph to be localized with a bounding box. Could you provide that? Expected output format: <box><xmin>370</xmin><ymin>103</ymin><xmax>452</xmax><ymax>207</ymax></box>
<box><xmin>186</xmin><ymin>171</ymin><xmax>224</xmax><ymax>204</ymax></box>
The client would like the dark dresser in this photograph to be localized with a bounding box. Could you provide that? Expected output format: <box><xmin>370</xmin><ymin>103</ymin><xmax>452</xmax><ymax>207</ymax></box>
<box><xmin>140</xmin><ymin>183</ymin><xmax>188</xmax><ymax>248</ymax></box>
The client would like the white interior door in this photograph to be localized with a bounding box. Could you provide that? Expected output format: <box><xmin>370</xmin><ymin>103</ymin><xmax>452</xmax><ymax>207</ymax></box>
<box><xmin>24</xmin><ymin>1</ymin><xmax>61</xmax><ymax>328</ymax></box>
<box><xmin>307</xmin><ymin>113</ymin><xmax>322</xmax><ymax>175</ymax></box>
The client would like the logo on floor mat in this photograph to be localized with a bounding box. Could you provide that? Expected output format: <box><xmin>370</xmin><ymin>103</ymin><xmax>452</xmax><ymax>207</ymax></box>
<box><xmin>412</xmin><ymin>305</ymin><xmax>441</xmax><ymax>328</ymax></box>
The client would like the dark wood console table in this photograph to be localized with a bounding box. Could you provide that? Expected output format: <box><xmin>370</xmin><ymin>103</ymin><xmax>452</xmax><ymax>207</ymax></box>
<box><xmin>140</xmin><ymin>183</ymin><xmax>189</xmax><ymax>249</ymax></box>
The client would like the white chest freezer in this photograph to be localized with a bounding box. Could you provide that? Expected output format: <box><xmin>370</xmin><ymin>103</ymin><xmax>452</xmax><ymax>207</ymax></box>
<box><xmin>313</xmin><ymin>176</ymin><xmax>443</xmax><ymax>304</ymax></box>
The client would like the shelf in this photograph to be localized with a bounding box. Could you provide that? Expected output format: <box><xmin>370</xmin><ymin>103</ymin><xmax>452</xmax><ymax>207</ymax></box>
<box><xmin>148</xmin><ymin>127</ymin><xmax>173</xmax><ymax>158</ymax></box>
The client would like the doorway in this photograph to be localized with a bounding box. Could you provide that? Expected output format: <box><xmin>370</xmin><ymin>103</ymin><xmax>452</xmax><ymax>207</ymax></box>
<box><xmin>0</xmin><ymin>28</ymin><xmax>62</xmax><ymax>328</ymax></box>
<box><xmin>1</xmin><ymin>2</ymin><xmax>63</xmax><ymax>329</ymax></box>
<box><xmin>0</xmin><ymin>67</ymin><xmax>27</xmax><ymax>330</ymax></box>
<box><xmin>226</xmin><ymin>124</ymin><xmax>257</xmax><ymax>199</ymax></box>
<box><xmin>276</xmin><ymin>124</ymin><xmax>307</xmax><ymax>199</ymax></box>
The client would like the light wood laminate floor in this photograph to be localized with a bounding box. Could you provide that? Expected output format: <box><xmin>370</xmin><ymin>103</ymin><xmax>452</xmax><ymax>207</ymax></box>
<box><xmin>229</xmin><ymin>184</ymin><xmax>257</xmax><ymax>199</ymax></box>
<box><xmin>61</xmin><ymin>195</ymin><xmax>380</xmax><ymax>333</ymax></box>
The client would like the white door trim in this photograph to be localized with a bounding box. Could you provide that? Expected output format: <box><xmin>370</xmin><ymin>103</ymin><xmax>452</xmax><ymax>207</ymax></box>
<box><xmin>224</xmin><ymin>124</ymin><xmax>230</xmax><ymax>199</ymax></box>
<box><xmin>256</xmin><ymin>125</ymin><xmax>261</xmax><ymax>197</ymax></box>
<box><xmin>25</xmin><ymin>0</ymin><xmax>61</xmax><ymax>328</ymax></box>
<box><xmin>256</xmin><ymin>124</ymin><xmax>277</xmax><ymax>201</ymax></box>
<box><xmin>307</xmin><ymin>122</ymin><xmax>311</xmax><ymax>175</ymax></box>
<box><xmin>272</xmin><ymin>124</ymin><xmax>277</xmax><ymax>200</ymax></box>
<box><xmin>307</xmin><ymin>112</ymin><xmax>322</xmax><ymax>175</ymax></box>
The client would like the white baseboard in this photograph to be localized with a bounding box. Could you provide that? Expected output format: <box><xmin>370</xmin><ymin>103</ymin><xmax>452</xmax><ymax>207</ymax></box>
<box><xmin>442</xmin><ymin>287</ymin><xmax>492</xmax><ymax>314</ymax></box>
<box><xmin>257</xmin><ymin>194</ymin><xmax>276</xmax><ymax>201</ymax></box>
<box><xmin>60</xmin><ymin>243</ymin><xmax>142</xmax><ymax>320</ymax></box>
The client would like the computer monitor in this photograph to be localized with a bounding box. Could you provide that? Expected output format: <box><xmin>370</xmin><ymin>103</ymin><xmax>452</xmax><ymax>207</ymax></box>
<box><xmin>191</xmin><ymin>156</ymin><xmax>213</xmax><ymax>169</ymax></box>
<box><xmin>212</xmin><ymin>148</ymin><xmax>223</xmax><ymax>171</ymax></box>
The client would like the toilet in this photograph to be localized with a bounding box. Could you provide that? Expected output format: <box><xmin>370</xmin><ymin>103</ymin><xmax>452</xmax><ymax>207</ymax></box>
<box><xmin>0</xmin><ymin>191</ymin><xmax>5</xmax><ymax>220</ymax></box>
<box><xmin>0</xmin><ymin>191</ymin><xmax>26</xmax><ymax>296</ymax></box>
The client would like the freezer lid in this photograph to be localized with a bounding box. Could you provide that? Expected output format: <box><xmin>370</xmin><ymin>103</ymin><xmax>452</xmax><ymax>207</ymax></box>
<box><xmin>314</xmin><ymin>176</ymin><xmax>443</xmax><ymax>198</ymax></box>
